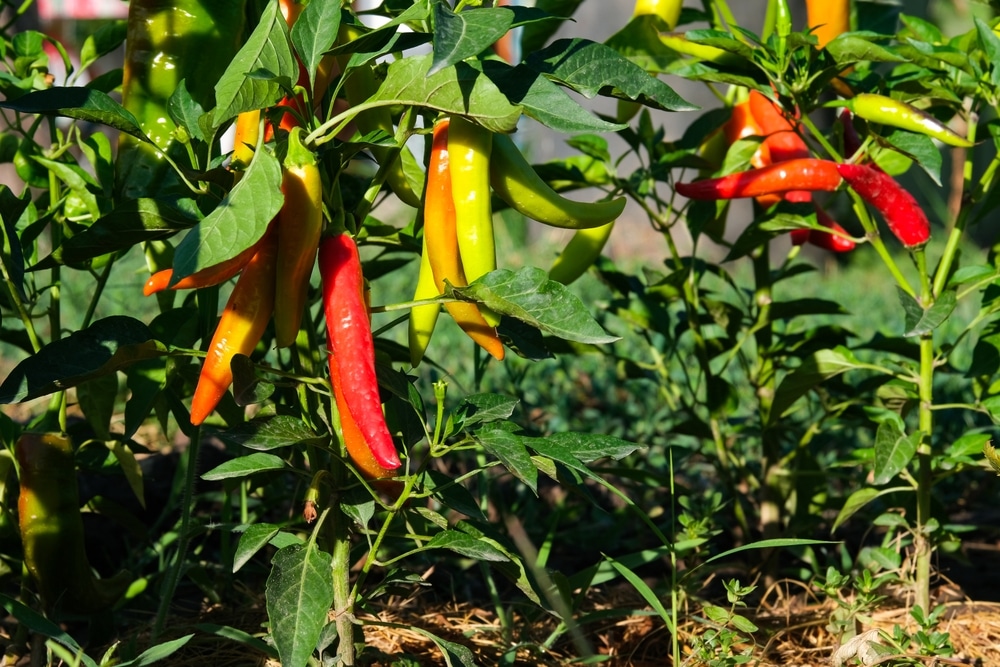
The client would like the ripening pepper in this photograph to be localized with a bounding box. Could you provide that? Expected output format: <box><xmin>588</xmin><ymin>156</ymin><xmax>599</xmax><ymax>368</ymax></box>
<box><xmin>273</xmin><ymin>128</ymin><xmax>323</xmax><ymax>348</ymax></box>
<box><xmin>633</xmin><ymin>0</ymin><xmax>682</xmax><ymax>29</ymax></box>
<box><xmin>836</xmin><ymin>162</ymin><xmax>930</xmax><ymax>248</ymax></box>
<box><xmin>490</xmin><ymin>133</ymin><xmax>625</xmax><ymax>230</ymax></box>
<box><xmin>118</xmin><ymin>0</ymin><xmax>247</xmax><ymax>199</ymax></box>
<box><xmin>842</xmin><ymin>94</ymin><xmax>973</xmax><ymax>148</ymax></box>
<box><xmin>806</xmin><ymin>0</ymin><xmax>850</xmax><ymax>48</ymax></box>
<box><xmin>142</xmin><ymin>243</ymin><xmax>261</xmax><ymax>296</ymax></box>
<box><xmin>231</xmin><ymin>109</ymin><xmax>261</xmax><ymax>171</ymax></box>
<box><xmin>449</xmin><ymin>116</ymin><xmax>500</xmax><ymax>326</ymax></box>
<box><xmin>426</xmin><ymin>119</ymin><xmax>505</xmax><ymax>361</ymax></box>
<box><xmin>320</xmin><ymin>233</ymin><xmax>401</xmax><ymax>473</ymax></box>
<box><xmin>790</xmin><ymin>205</ymin><xmax>856</xmax><ymax>252</ymax></box>
<box><xmin>189</xmin><ymin>229</ymin><xmax>279</xmax><ymax>426</ymax></box>
<box><xmin>17</xmin><ymin>433</ymin><xmax>131</xmax><ymax>614</ymax></box>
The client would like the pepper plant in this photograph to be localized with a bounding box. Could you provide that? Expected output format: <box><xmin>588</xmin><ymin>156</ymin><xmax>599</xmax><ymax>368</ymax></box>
<box><xmin>2</xmin><ymin>0</ymin><xmax>1000</xmax><ymax>665</ymax></box>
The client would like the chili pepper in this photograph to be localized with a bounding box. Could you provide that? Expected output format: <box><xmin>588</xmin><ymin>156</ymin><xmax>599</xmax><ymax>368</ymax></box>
<box><xmin>189</xmin><ymin>229</ymin><xmax>279</xmax><ymax>426</ymax></box>
<box><xmin>339</xmin><ymin>25</ymin><xmax>423</xmax><ymax>208</ymax></box>
<box><xmin>408</xmin><ymin>232</ymin><xmax>442</xmax><ymax>368</ymax></box>
<box><xmin>17</xmin><ymin>432</ymin><xmax>131</xmax><ymax>614</ymax></box>
<box><xmin>231</xmin><ymin>110</ymin><xmax>261</xmax><ymax>171</ymax></box>
<box><xmin>806</xmin><ymin>0</ymin><xmax>849</xmax><ymax>48</ymax></box>
<box><xmin>490</xmin><ymin>133</ymin><xmax>625</xmax><ymax>230</ymax></box>
<box><xmin>142</xmin><ymin>244</ymin><xmax>259</xmax><ymax>296</ymax></box>
<box><xmin>790</xmin><ymin>206</ymin><xmax>856</xmax><ymax>252</ymax></box>
<box><xmin>320</xmin><ymin>233</ymin><xmax>402</xmax><ymax>471</ymax></box>
<box><xmin>448</xmin><ymin>116</ymin><xmax>500</xmax><ymax>325</ymax></box>
<box><xmin>548</xmin><ymin>221</ymin><xmax>615</xmax><ymax>285</ymax></box>
<box><xmin>633</xmin><ymin>0</ymin><xmax>682</xmax><ymax>29</ymax></box>
<box><xmin>274</xmin><ymin>128</ymin><xmax>323</xmax><ymax>349</ymax></box>
<box><xmin>676</xmin><ymin>159</ymin><xmax>842</xmax><ymax>200</ymax></box>
<box><xmin>426</xmin><ymin>119</ymin><xmax>505</xmax><ymax>361</ymax></box>
<box><xmin>118</xmin><ymin>0</ymin><xmax>247</xmax><ymax>199</ymax></box>
<box><xmin>836</xmin><ymin>162</ymin><xmax>930</xmax><ymax>248</ymax></box>
<box><xmin>748</xmin><ymin>90</ymin><xmax>809</xmax><ymax>165</ymax></box>
<box><xmin>841</xmin><ymin>94</ymin><xmax>973</xmax><ymax>148</ymax></box>
<box><xmin>658</xmin><ymin>34</ymin><xmax>744</xmax><ymax>67</ymax></box>
<box><xmin>329</xmin><ymin>349</ymin><xmax>397</xmax><ymax>479</ymax></box>
<box><xmin>724</xmin><ymin>99</ymin><xmax>761</xmax><ymax>148</ymax></box>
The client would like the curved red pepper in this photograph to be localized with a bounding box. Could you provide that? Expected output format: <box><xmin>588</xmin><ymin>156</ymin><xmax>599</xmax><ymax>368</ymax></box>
<box><xmin>791</xmin><ymin>205</ymin><xmax>856</xmax><ymax>252</ymax></box>
<box><xmin>836</xmin><ymin>163</ymin><xmax>930</xmax><ymax>248</ymax></box>
<box><xmin>320</xmin><ymin>233</ymin><xmax>401</xmax><ymax>472</ymax></box>
<box><xmin>676</xmin><ymin>159</ymin><xmax>842</xmax><ymax>200</ymax></box>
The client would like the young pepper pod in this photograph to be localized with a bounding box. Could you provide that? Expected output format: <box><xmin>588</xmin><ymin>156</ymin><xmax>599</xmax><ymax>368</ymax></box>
<box><xmin>189</xmin><ymin>229</ymin><xmax>279</xmax><ymax>426</ymax></box>
<box><xmin>408</xmin><ymin>231</ymin><xmax>442</xmax><ymax>368</ymax></box>
<box><xmin>490</xmin><ymin>133</ymin><xmax>626</xmax><ymax>230</ymax></box>
<box><xmin>837</xmin><ymin>162</ymin><xmax>930</xmax><ymax>248</ymax></box>
<box><xmin>675</xmin><ymin>159</ymin><xmax>842</xmax><ymax>200</ymax></box>
<box><xmin>274</xmin><ymin>128</ymin><xmax>324</xmax><ymax>348</ymax></box>
<box><xmin>426</xmin><ymin>119</ymin><xmax>505</xmax><ymax>361</ymax></box>
<box><xmin>842</xmin><ymin>94</ymin><xmax>973</xmax><ymax>148</ymax></box>
<box><xmin>17</xmin><ymin>433</ymin><xmax>131</xmax><ymax>614</ymax></box>
<box><xmin>548</xmin><ymin>221</ymin><xmax>615</xmax><ymax>285</ymax></box>
<box><xmin>320</xmin><ymin>233</ymin><xmax>401</xmax><ymax>472</ymax></box>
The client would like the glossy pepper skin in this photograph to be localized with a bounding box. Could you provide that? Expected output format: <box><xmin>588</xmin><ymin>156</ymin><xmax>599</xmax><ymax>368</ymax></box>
<box><xmin>426</xmin><ymin>120</ymin><xmax>505</xmax><ymax>361</ymax></box>
<box><xmin>189</xmin><ymin>230</ymin><xmax>279</xmax><ymax>426</ymax></box>
<box><xmin>320</xmin><ymin>234</ymin><xmax>401</xmax><ymax>472</ymax></box>
<box><xmin>548</xmin><ymin>221</ymin><xmax>615</xmax><ymax>285</ymax></box>
<box><xmin>837</xmin><ymin>163</ymin><xmax>931</xmax><ymax>248</ymax></box>
<box><xmin>231</xmin><ymin>109</ymin><xmax>261</xmax><ymax>170</ymax></box>
<box><xmin>634</xmin><ymin>0</ymin><xmax>682</xmax><ymax>29</ymax></box>
<box><xmin>118</xmin><ymin>0</ymin><xmax>247</xmax><ymax>200</ymax></box>
<box><xmin>806</xmin><ymin>0</ymin><xmax>850</xmax><ymax>48</ymax></box>
<box><xmin>844</xmin><ymin>94</ymin><xmax>973</xmax><ymax>148</ymax></box>
<box><xmin>274</xmin><ymin>128</ymin><xmax>323</xmax><ymax>348</ymax></box>
<box><xmin>17</xmin><ymin>433</ymin><xmax>131</xmax><ymax>614</ymax></box>
<box><xmin>675</xmin><ymin>159</ymin><xmax>842</xmax><ymax>200</ymax></box>
<box><xmin>490</xmin><ymin>133</ymin><xmax>626</xmax><ymax>230</ymax></box>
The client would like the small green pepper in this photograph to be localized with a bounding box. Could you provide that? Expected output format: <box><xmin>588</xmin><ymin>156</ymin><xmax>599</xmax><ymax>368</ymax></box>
<box><xmin>842</xmin><ymin>94</ymin><xmax>973</xmax><ymax>148</ymax></box>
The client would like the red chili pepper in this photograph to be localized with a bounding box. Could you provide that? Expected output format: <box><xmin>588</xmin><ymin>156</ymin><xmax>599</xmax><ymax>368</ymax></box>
<box><xmin>142</xmin><ymin>245</ymin><xmax>258</xmax><ymax>297</ymax></box>
<box><xmin>320</xmin><ymin>233</ymin><xmax>401</xmax><ymax>472</ymax></box>
<box><xmin>836</xmin><ymin>163</ymin><xmax>930</xmax><ymax>248</ymax></box>
<box><xmin>676</xmin><ymin>159</ymin><xmax>842</xmax><ymax>200</ymax></box>
<box><xmin>791</xmin><ymin>205</ymin><xmax>856</xmax><ymax>252</ymax></box>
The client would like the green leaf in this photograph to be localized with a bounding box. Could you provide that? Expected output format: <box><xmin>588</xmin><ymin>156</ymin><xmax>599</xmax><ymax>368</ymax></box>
<box><xmin>825</xmin><ymin>35</ymin><xmax>906</xmax><ymax>67</ymax></box>
<box><xmin>520</xmin><ymin>0</ymin><xmax>584</xmax><ymax>54</ymax></box>
<box><xmin>0</xmin><ymin>87</ymin><xmax>147</xmax><ymax>139</ymax></box>
<box><xmin>832</xmin><ymin>487</ymin><xmax>910</xmax><ymax>532</ymax></box>
<box><xmin>290</xmin><ymin>0</ymin><xmax>341</xmax><ymax>92</ymax></box>
<box><xmin>115</xmin><ymin>635</ymin><xmax>193</xmax><ymax>667</ymax></box>
<box><xmin>531</xmin><ymin>431</ymin><xmax>642</xmax><ymax>463</ymax></box>
<box><xmin>108</xmin><ymin>440</ymin><xmax>145</xmax><ymax>510</ymax></box>
<box><xmin>475</xmin><ymin>428</ymin><xmax>538</xmax><ymax>493</ymax></box>
<box><xmin>881</xmin><ymin>130</ymin><xmax>941</xmax><ymax>186</ymax></box>
<box><xmin>0</xmin><ymin>316</ymin><xmax>167</xmax><ymax>404</ymax></box>
<box><xmin>431</xmin><ymin>4</ymin><xmax>514</xmax><ymax>75</ymax></box>
<box><xmin>898</xmin><ymin>288</ymin><xmax>956</xmax><ymax>337</ymax></box>
<box><xmin>426</xmin><ymin>530</ymin><xmax>510</xmax><ymax>562</ymax></box>
<box><xmin>234</xmin><ymin>523</ymin><xmax>281</xmax><ymax>573</ymax></box>
<box><xmin>79</xmin><ymin>20</ymin><xmax>127</xmax><ymax>71</ymax></box>
<box><xmin>457</xmin><ymin>267</ymin><xmax>618</xmax><ymax>345</ymax></box>
<box><xmin>201</xmin><ymin>453</ymin><xmax>286</xmax><ymax>481</ymax></box>
<box><xmin>525</xmin><ymin>38</ymin><xmax>696</xmax><ymax>111</ymax></box>
<box><xmin>768</xmin><ymin>348</ymin><xmax>870</xmax><ymax>424</ymax></box>
<box><xmin>167</xmin><ymin>80</ymin><xmax>206</xmax><ymax>143</ymax></box>
<box><xmin>33</xmin><ymin>157</ymin><xmax>101</xmax><ymax>222</ymax></box>
<box><xmin>0</xmin><ymin>594</ymin><xmax>97</xmax><ymax>667</ymax></box>
<box><xmin>975</xmin><ymin>18</ymin><xmax>1000</xmax><ymax>88</ymax></box>
<box><xmin>481</xmin><ymin>60</ymin><xmax>625</xmax><ymax>133</ymax></box>
<box><xmin>195</xmin><ymin>623</ymin><xmax>278</xmax><ymax>660</ymax></box>
<box><xmin>873</xmin><ymin>421</ymin><xmax>919</xmax><ymax>485</ymax></box>
<box><xmin>172</xmin><ymin>146</ymin><xmax>283</xmax><ymax>282</ymax></box>
<box><xmin>605</xmin><ymin>555</ymin><xmax>674</xmax><ymax>632</ymax></box>
<box><xmin>38</xmin><ymin>198</ymin><xmax>198</xmax><ymax>268</ymax></box>
<box><xmin>266</xmin><ymin>544</ymin><xmax>334</xmax><ymax>667</ymax></box>
<box><xmin>458</xmin><ymin>393</ymin><xmax>519</xmax><ymax>425</ymax></box>
<box><xmin>217</xmin><ymin>416</ymin><xmax>325</xmax><ymax>451</ymax></box>
<box><xmin>369</xmin><ymin>55</ymin><xmax>522</xmax><ymax>133</ymax></box>
<box><xmin>947</xmin><ymin>432</ymin><xmax>992</xmax><ymax>458</ymax></box>
<box><xmin>76</xmin><ymin>374</ymin><xmax>117</xmax><ymax>440</ymax></box>
<box><xmin>605</xmin><ymin>15</ymin><xmax>678</xmax><ymax>74</ymax></box>
<box><xmin>213</xmin><ymin>0</ymin><xmax>297</xmax><ymax>127</ymax></box>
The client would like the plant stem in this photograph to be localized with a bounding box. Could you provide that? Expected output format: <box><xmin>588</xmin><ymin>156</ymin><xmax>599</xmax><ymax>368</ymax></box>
<box><xmin>914</xmin><ymin>248</ymin><xmax>934</xmax><ymax>614</ymax></box>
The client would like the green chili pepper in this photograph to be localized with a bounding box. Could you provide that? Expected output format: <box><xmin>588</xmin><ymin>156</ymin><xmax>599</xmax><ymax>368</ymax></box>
<box><xmin>118</xmin><ymin>0</ymin><xmax>248</xmax><ymax>199</ymax></box>
<box><xmin>490</xmin><ymin>133</ymin><xmax>625</xmax><ymax>230</ymax></box>
<box><xmin>548</xmin><ymin>221</ymin><xmax>615</xmax><ymax>285</ymax></box>
<box><xmin>17</xmin><ymin>433</ymin><xmax>132</xmax><ymax>614</ymax></box>
<box><xmin>841</xmin><ymin>94</ymin><xmax>973</xmax><ymax>148</ymax></box>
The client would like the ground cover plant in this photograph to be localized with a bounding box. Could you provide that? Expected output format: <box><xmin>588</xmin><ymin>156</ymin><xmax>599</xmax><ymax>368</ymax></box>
<box><xmin>1</xmin><ymin>0</ymin><xmax>1000</xmax><ymax>665</ymax></box>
